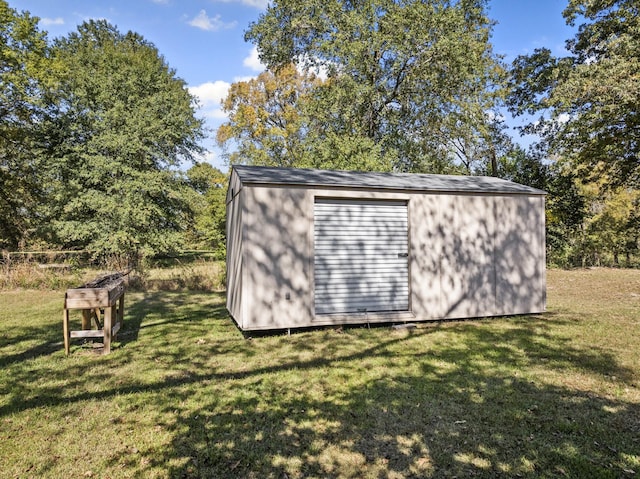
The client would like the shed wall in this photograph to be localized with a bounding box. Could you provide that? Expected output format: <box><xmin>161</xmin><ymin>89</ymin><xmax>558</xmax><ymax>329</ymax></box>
<box><xmin>437</xmin><ymin>194</ymin><xmax>497</xmax><ymax>318</ymax></box>
<box><xmin>233</xmin><ymin>183</ymin><xmax>546</xmax><ymax>330</ymax></box>
<box><xmin>494</xmin><ymin>195</ymin><xmax>546</xmax><ymax>315</ymax></box>
<box><xmin>225</xmin><ymin>170</ymin><xmax>244</xmax><ymax>325</ymax></box>
<box><xmin>242</xmin><ymin>185</ymin><xmax>314</xmax><ymax>329</ymax></box>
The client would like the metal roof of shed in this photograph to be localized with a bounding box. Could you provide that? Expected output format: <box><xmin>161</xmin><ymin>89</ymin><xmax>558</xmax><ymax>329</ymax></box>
<box><xmin>232</xmin><ymin>165</ymin><xmax>546</xmax><ymax>195</ymax></box>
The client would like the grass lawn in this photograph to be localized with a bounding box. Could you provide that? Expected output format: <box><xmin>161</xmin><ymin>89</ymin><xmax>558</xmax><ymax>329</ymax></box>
<box><xmin>1</xmin><ymin>268</ymin><xmax>639</xmax><ymax>478</ymax></box>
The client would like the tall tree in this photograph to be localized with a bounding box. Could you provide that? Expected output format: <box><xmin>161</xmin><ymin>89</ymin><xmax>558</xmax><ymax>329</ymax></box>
<box><xmin>508</xmin><ymin>0</ymin><xmax>640</xmax><ymax>187</ymax></box>
<box><xmin>0</xmin><ymin>1</ymin><xmax>49</xmax><ymax>249</ymax></box>
<box><xmin>245</xmin><ymin>0</ymin><xmax>505</xmax><ymax>173</ymax></box>
<box><xmin>42</xmin><ymin>20</ymin><xmax>204</xmax><ymax>262</ymax></box>
<box><xmin>217</xmin><ymin>64</ymin><xmax>394</xmax><ymax>171</ymax></box>
<box><xmin>216</xmin><ymin>64</ymin><xmax>320</xmax><ymax>168</ymax></box>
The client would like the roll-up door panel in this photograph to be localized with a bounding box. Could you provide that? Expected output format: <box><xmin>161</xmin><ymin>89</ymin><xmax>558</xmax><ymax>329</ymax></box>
<box><xmin>314</xmin><ymin>199</ymin><xmax>409</xmax><ymax>315</ymax></box>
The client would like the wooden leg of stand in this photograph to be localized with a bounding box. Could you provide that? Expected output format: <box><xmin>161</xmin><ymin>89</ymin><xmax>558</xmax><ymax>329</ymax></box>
<box><xmin>103</xmin><ymin>305</ymin><xmax>113</xmax><ymax>354</ymax></box>
<box><xmin>81</xmin><ymin>309</ymin><xmax>91</xmax><ymax>330</ymax></box>
<box><xmin>63</xmin><ymin>309</ymin><xmax>70</xmax><ymax>355</ymax></box>
<box><xmin>116</xmin><ymin>293</ymin><xmax>124</xmax><ymax>339</ymax></box>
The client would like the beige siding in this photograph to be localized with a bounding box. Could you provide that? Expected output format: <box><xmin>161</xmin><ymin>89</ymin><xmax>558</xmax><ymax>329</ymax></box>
<box><xmin>242</xmin><ymin>185</ymin><xmax>314</xmax><ymax>329</ymax></box>
<box><xmin>225</xmin><ymin>170</ymin><xmax>244</xmax><ymax>326</ymax></box>
<box><xmin>409</xmin><ymin>194</ymin><xmax>442</xmax><ymax>319</ymax></box>
<box><xmin>228</xmin><ymin>181</ymin><xmax>546</xmax><ymax>330</ymax></box>
<box><xmin>438</xmin><ymin>194</ymin><xmax>497</xmax><ymax>319</ymax></box>
<box><xmin>494</xmin><ymin>195</ymin><xmax>546</xmax><ymax>315</ymax></box>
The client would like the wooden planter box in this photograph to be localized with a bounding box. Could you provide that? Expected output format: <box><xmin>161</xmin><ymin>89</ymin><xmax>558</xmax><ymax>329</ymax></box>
<box><xmin>63</xmin><ymin>276</ymin><xmax>126</xmax><ymax>355</ymax></box>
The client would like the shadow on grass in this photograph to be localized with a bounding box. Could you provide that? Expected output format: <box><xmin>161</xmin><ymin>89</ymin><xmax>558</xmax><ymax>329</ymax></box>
<box><xmin>0</xmin><ymin>290</ymin><xmax>69</xmax><ymax>367</ymax></box>
<box><xmin>118</xmin><ymin>290</ymin><xmax>227</xmax><ymax>344</ymax></box>
<box><xmin>163</xmin><ymin>379</ymin><xmax>639</xmax><ymax>478</ymax></box>
<box><xmin>0</xmin><ymin>291</ymin><xmax>230</xmax><ymax>418</ymax></box>
<box><xmin>157</xmin><ymin>331</ymin><xmax>639</xmax><ymax>478</ymax></box>
<box><xmin>146</xmin><ymin>318</ymin><xmax>639</xmax><ymax>478</ymax></box>
<box><xmin>0</xmin><ymin>289</ymin><xmax>227</xmax><ymax>369</ymax></box>
<box><xmin>0</xmin><ymin>335</ymin><xmax>62</xmax><ymax>368</ymax></box>
<box><xmin>2</xmin><ymin>294</ymin><xmax>639</xmax><ymax>478</ymax></box>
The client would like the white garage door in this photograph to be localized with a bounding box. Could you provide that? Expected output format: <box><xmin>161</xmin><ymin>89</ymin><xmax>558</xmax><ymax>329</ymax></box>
<box><xmin>314</xmin><ymin>199</ymin><xmax>409</xmax><ymax>315</ymax></box>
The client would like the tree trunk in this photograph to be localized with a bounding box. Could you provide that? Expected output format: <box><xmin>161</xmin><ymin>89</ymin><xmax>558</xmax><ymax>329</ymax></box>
<box><xmin>490</xmin><ymin>147</ymin><xmax>498</xmax><ymax>177</ymax></box>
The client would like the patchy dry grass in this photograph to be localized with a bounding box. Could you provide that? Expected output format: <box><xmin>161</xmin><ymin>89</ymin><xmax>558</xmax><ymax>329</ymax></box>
<box><xmin>0</xmin><ymin>268</ymin><xmax>638</xmax><ymax>478</ymax></box>
<box><xmin>0</xmin><ymin>258</ymin><xmax>225</xmax><ymax>292</ymax></box>
<box><xmin>139</xmin><ymin>261</ymin><xmax>225</xmax><ymax>292</ymax></box>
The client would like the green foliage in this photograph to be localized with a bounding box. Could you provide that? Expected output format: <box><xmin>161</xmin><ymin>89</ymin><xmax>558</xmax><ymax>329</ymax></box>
<box><xmin>306</xmin><ymin>130</ymin><xmax>395</xmax><ymax>171</ymax></box>
<box><xmin>244</xmin><ymin>0</ymin><xmax>506</xmax><ymax>173</ymax></box>
<box><xmin>545</xmin><ymin>169</ymin><xmax>588</xmax><ymax>267</ymax></box>
<box><xmin>494</xmin><ymin>147</ymin><xmax>549</xmax><ymax>189</ymax></box>
<box><xmin>508</xmin><ymin>0</ymin><xmax>640</xmax><ymax>188</ymax></box>
<box><xmin>185</xmin><ymin>162</ymin><xmax>227</xmax><ymax>258</ymax></box>
<box><xmin>0</xmin><ymin>1</ymin><xmax>50</xmax><ymax>249</ymax></box>
<box><xmin>573</xmin><ymin>183</ymin><xmax>640</xmax><ymax>267</ymax></box>
<box><xmin>217</xmin><ymin>64</ymin><xmax>396</xmax><ymax>171</ymax></box>
<box><xmin>39</xmin><ymin>20</ymin><xmax>204</xmax><ymax>261</ymax></box>
<box><xmin>1</xmin><ymin>11</ymin><xmax>208</xmax><ymax>261</ymax></box>
<box><xmin>507</xmin><ymin>0</ymin><xmax>640</xmax><ymax>266</ymax></box>
<box><xmin>499</xmin><ymin>147</ymin><xmax>639</xmax><ymax>268</ymax></box>
<box><xmin>217</xmin><ymin>64</ymin><xmax>320</xmax><ymax>168</ymax></box>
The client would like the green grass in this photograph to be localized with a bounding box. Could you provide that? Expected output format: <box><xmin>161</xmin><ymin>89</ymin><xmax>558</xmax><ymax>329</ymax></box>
<box><xmin>1</xmin><ymin>269</ymin><xmax>639</xmax><ymax>478</ymax></box>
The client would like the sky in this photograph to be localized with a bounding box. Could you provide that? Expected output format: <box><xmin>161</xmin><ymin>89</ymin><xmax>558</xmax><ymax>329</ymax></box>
<box><xmin>11</xmin><ymin>0</ymin><xmax>578</xmax><ymax>171</ymax></box>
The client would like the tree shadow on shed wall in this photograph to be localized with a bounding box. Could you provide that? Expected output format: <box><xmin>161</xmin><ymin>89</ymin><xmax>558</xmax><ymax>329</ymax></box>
<box><xmin>243</xmin><ymin>187</ymin><xmax>545</xmax><ymax>330</ymax></box>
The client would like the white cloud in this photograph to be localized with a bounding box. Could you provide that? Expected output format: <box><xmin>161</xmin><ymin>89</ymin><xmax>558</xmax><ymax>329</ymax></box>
<box><xmin>188</xmin><ymin>10</ymin><xmax>237</xmax><ymax>32</ymax></box>
<box><xmin>189</xmin><ymin>80</ymin><xmax>231</xmax><ymax>119</ymax></box>
<box><xmin>41</xmin><ymin>17</ymin><xmax>65</xmax><ymax>26</ymax></box>
<box><xmin>243</xmin><ymin>46</ymin><xmax>265</xmax><ymax>72</ymax></box>
<box><xmin>151</xmin><ymin>0</ymin><xmax>169</xmax><ymax>4</ymax></box>
<box><xmin>242</xmin><ymin>0</ymin><xmax>269</xmax><ymax>8</ymax></box>
<box><xmin>213</xmin><ymin>0</ymin><xmax>269</xmax><ymax>9</ymax></box>
<box><xmin>77</xmin><ymin>14</ymin><xmax>110</xmax><ymax>24</ymax></box>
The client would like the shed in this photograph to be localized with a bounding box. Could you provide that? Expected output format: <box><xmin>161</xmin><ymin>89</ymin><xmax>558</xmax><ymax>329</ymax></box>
<box><xmin>226</xmin><ymin>165</ymin><xmax>546</xmax><ymax>331</ymax></box>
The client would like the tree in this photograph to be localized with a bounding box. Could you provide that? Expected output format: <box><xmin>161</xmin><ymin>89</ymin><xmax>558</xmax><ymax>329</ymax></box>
<box><xmin>41</xmin><ymin>20</ymin><xmax>204</xmax><ymax>263</ymax></box>
<box><xmin>218</xmin><ymin>64</ymin><xmax>397</xmax><ymax>171</ymax></box>
<box><xmin>508</xmin><ymin>0</ymin><xmax>640</xmax><ymax>188</ymax></box>
<box><xmin>216</xmin><ymin>64</ymin><xmax>320</xmax><ymax>168</ymax></box>
<box><xmin>575</xmin><ymin>182</ymin><xmax>639</xmax><ymax>267</ymax></box>
<box><xmin>185</xmin><ymin>162</ymin><xmax>227</xmax><ymax>258</ymax></box>
<box><xmin>245</xmin><ymin>0</ymin><xmax>505</xmax><ymax>173</ymax></box>
<box><xmin>0</xmin><ymin>1</ymin><xmax>49</xmax><ymax>249</ymax></box>
<box><xmin>451</xmin><ymin>116</ymin><xmax>515</xmax><ymax>176</ymax></box>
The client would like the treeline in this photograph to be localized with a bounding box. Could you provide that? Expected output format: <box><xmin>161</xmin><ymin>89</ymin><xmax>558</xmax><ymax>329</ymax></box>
<box><xmin>216</xmin><ymin>0</ymin><xmax>639</xmax><ymax>267</ymax></box>
<box><xmin>0</xmin><ymin>1</ymin><xmax>225</xmax><ymax>265</ymax></box>
<box><xmin>2</xmin><ymin>0</ymin><xmax>638</xmax><ymax>268</ymax></box>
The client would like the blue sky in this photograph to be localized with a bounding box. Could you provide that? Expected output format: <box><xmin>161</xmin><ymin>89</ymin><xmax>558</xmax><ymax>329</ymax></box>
<box><xmin>12</xmin><ymin>0</ymin><xmax>578</xmax><ymax>170</ymax></box>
